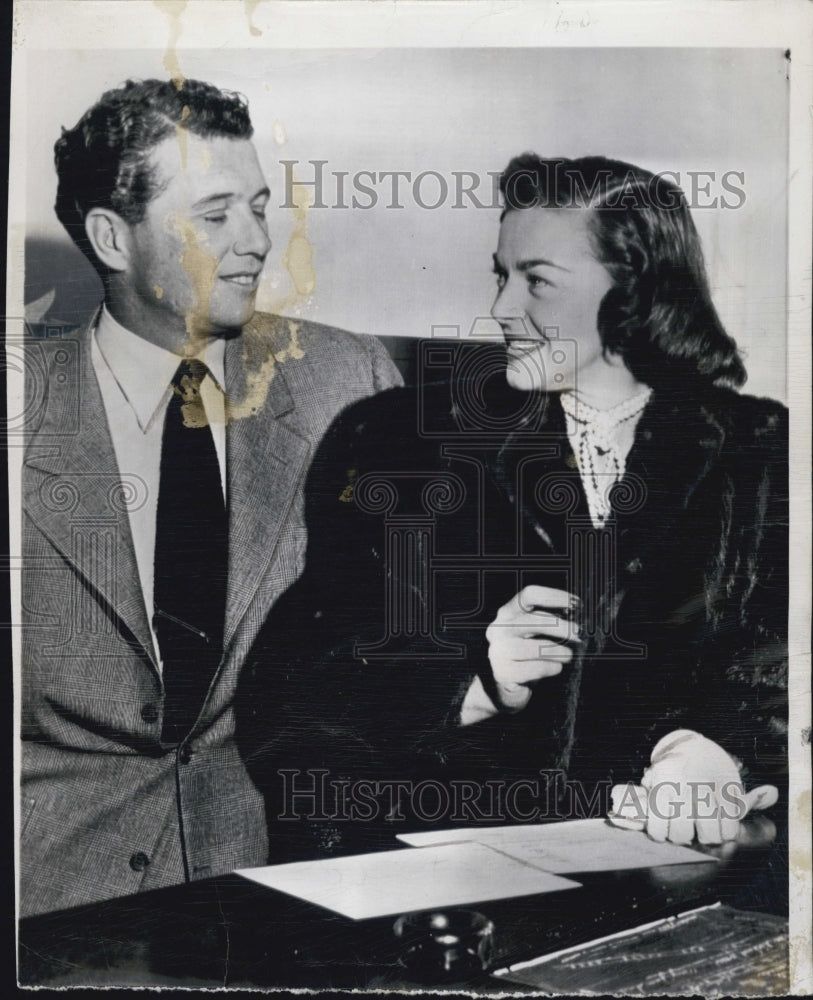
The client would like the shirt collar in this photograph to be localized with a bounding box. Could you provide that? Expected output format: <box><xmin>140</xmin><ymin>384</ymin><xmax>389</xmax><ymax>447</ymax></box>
<box><xmin>94</xmin><ymin>305</ymin><xmax>227</xmax><ymax>432</ymax></box>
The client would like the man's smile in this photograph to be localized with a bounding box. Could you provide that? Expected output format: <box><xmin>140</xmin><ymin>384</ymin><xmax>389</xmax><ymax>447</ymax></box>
<box><xmin>220</xmin><ymin>272</ymin><xmax>261</xmax><ymax>288</ymax></box>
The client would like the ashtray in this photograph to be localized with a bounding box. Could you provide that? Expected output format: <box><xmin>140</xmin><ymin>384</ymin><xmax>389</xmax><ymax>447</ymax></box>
<box><xmin>393</xmin><ymin>908</ymin><xmax>495</xmax><ymax>983</ymax></box>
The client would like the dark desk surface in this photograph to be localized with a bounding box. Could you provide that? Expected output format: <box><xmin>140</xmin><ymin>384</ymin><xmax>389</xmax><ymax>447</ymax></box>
<box><xmin>19</xmin><ymin>816</ymin><xmax>788</xmax><ymax>991</ymax></box>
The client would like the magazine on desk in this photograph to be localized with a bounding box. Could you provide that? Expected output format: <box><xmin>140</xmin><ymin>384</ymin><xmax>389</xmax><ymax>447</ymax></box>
<box><xmin>8</xmin><ymin>0</ymin><xmax>811</xmax><ymax>995</ymax></box>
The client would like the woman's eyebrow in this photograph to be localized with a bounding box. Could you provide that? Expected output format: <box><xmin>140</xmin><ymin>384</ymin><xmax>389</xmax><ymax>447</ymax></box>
<box><xmin>516</xmin><ymin>257</ymin><xmax>570</xmax><ymax>273</ymax></box>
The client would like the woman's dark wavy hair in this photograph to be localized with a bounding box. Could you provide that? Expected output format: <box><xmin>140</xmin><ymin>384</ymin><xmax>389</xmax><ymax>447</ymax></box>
<box><xmin>55</xmin><ymin>78</ymin><xmax>253</xmax><ymax>273</ymax></box>
<box><xmin>500</xmin><ymin>154</ymin><xmax>746</xmax><ymax>389</ymax></box>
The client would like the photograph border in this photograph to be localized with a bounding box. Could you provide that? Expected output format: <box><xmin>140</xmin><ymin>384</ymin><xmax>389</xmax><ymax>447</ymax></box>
<box><xmin>7</xmin><ymin>1</ymin><xmax>811</xmax><ymax>992</ymax></box>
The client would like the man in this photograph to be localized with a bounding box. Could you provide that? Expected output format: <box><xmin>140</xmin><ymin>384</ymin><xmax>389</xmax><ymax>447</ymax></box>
<box><xmin>20</xmin><ymin>77</ymin><xmax>401</xmax><ymax>917</ymax></box>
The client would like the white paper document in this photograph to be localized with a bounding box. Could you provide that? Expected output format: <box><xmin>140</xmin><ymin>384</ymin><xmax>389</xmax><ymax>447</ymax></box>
<box><xmin>396</xmin><ymin>818</ymin><xmax>718</xmax><ymax>874</ymax></box>
<box><xmin>236</xmin><ymin>843</ymin><xmax>581</xmax><ymax>920</ymax></box>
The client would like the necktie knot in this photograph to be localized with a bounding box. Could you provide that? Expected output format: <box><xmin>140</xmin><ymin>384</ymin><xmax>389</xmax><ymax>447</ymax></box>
<box><xmin>171</xmin><ymin>360</ymin><xmax>211</xmax><ymax>427</ymax></box>
<box><xmin>172</xmin><ymin>358</ymin><xmax>209</xmax><ymax>392</ymax></box>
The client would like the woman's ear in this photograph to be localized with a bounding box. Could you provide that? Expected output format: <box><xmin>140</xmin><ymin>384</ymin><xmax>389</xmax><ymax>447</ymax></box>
<box><xmin>84</xmin><ymin>208</ymin><xmax>131</xmax><ymax>273</ymax></box>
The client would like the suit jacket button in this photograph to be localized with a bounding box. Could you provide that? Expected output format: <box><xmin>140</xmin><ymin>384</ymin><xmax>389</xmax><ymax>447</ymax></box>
<box><xmin>130</xmin><ymin>852</ymin><xmax>150</xmax><ymax>872</ymax></box>
<box><xmin>178</xmin><ymin>746</ymin><xmax>193</xmax><ymax>765</ymax></box>
<box><xmin>141</xmin><ymin>703</ymin><xmax>160</xmax><ymax>724</ymax></box>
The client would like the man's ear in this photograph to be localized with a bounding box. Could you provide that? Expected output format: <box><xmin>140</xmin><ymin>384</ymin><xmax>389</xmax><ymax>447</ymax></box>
<box><xmin>84</xmin><ymin>208</ymin><xmax>132</xmax><ymax>273</ymax></box>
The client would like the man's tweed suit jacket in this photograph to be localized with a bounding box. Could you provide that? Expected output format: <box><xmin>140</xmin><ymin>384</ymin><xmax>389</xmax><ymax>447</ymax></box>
<box><xmin>20</xmin><ymin>308</ymin><xmax>401</xmax><ymax>917</ymax></box>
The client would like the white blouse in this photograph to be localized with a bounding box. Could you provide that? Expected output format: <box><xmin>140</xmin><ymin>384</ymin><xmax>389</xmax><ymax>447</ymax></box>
<box><xmin>559</xmin><ymin>386</ymin><xmax>653</xmax><ymax>528</ymax></box>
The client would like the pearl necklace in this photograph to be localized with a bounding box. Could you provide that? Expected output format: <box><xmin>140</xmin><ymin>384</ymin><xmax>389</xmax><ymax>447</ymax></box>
<box><xmin>560</xmin><ymin>386</ymin><xmax>653</xmax><ymax>528</ymax></box>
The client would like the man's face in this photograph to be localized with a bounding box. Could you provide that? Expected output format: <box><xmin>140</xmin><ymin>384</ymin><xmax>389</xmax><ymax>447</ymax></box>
<box><xmin>125</xmin><ymin>133</ymin><xmax>271</xmax><ymax>344</ymax></box>
<box><xmin>491</xmin><ymin>207</ymin><xmax>615</xmax><ymax>397</ymax></box>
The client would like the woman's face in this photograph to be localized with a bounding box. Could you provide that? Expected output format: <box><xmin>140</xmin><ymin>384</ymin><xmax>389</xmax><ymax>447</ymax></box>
<box><xmin>491</xmin><ymin>206</ymin><xmax>631</xmax><ymax>402</ymax></box>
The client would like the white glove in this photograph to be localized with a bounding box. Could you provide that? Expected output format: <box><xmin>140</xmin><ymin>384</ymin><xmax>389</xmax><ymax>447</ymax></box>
<box><xmin>608</xmin><ymin>729</ymin><xmax>778</xmax><ymax>845</ymax></box>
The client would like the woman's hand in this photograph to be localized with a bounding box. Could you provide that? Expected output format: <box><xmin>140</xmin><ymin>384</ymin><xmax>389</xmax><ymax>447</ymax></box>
<box><xmin>485</xmin><ymin>585</ymin><xmax>582</xmax><ymax>712</ymax></box>
<box><xmin>609</xmin><ymin>729</ymin><xmax>779</xmax><ymax>844</ymax></box>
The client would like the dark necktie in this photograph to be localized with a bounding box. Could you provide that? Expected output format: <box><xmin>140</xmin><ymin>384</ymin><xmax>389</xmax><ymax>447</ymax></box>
<box><xmin>154</xmin><ymin>360</ymin><xmax>228</xmax><ymax>744</ymax></box>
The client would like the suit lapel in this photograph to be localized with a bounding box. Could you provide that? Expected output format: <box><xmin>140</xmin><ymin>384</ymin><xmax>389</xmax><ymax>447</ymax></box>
<box><xmin>223</xmin><ymin>331</ymin><xmax>312</xmax><ymax>649</ymax></box>
<box><xmin>26</xmin><ymin>315</ymin><xmax>316</xmax><ymax>674</ymax></box>
<box><xmin>24</xmin><ymin>314</ymin><xmax>158</xmax><ymax>668</ymax></box>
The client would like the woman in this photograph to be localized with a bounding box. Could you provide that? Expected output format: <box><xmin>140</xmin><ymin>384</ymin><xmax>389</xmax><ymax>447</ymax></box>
<box><xmin>237</xmin><ymin>156</ymin><xmax>787</xmax><ymax>858</ymax></box>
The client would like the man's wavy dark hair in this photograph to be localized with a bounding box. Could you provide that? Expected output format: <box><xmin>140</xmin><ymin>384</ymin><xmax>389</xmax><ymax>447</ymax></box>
<box><xmin>500</xmin><ymin>154</ymin><xmax>746</xmax><ymax>390</ymax></box>
<box><xmin>54</xmin><ymin>78</ymin><xmax>253</xmax><ymax>273</ymax></box>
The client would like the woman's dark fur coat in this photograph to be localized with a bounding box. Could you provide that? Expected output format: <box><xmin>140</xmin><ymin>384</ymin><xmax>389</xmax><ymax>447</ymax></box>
<box><xmin>238</xmin><ymin>353</ymin><xmax>788</xmax><ymax>858</ymax></box>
